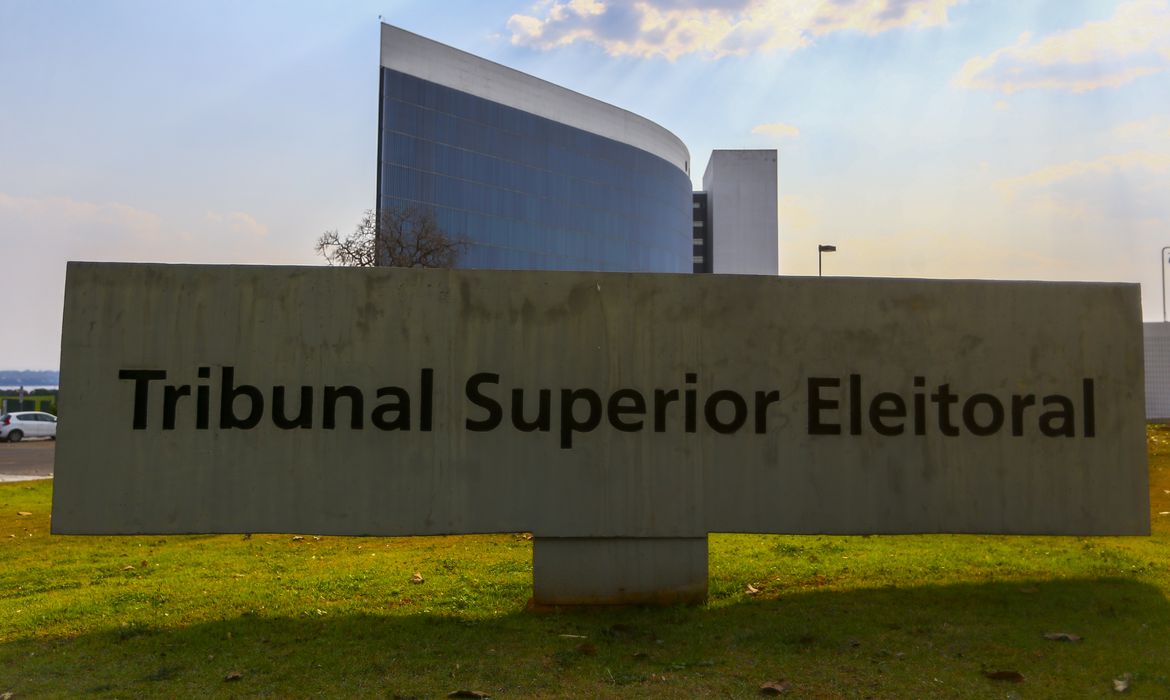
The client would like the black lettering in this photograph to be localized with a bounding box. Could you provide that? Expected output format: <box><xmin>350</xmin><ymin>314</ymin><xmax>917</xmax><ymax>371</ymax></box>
<box><xmin>869</xmin><ymin>392</ymin><xmax>905</xmax><ymax>436</ymax></box>
<box><xmin>323</xmin><ymin>385</ymin><xmax>363</xmax><ymax>430</ymax></box>
<box><xmin>371</xmin><ymin>387</ymin><xmax>410</xmax><ymax>430</ymax></box>
<box><xmin>808</xmin><ymin>377</ymin><xmax>841</xmax><ymax>435</ymax></box>
<box><xmin>511</xmin><ymin>388</ymin><xmax>550</xmax><ymax>432</ymax></box>
<box><xmin>608</xmin><ymin>389</ymin><xmax>645</xmax><ymax>432</ymax></box>
<box><xmin>118</xmin><ymin>369</ymin><xmax>166</xmax><ymax>430</ymax></box>
<box><xmin>962</xmin><ymin>393</ymin><xmax>1004</xmax><ymax>436</ymax></box>
<box><xmin>931</xmin><ymin>383</ymin><xmax>960</xmax><ymax>436</ymax></box>
<box><xmin>1011</xmin><ymin>394</ymin><xmax>1035</xmax><ymax>437</ymax></box>
<box><xmin>705</xmin><ymin>390</ymin><xmax>747</xmax><ymax>434</ymax></box>
<box><xmin>849</xmin><ymin>374</ymin><xmax>862</xmax><ymax>435</ymax></box>
<box><xmin>196</xmin><ymin>384</ymin><xmax>209</xmax><ymax>429</ymax></box>
<box><xmin>1040</xmin><ymin>395</ymin><xmax>1075</xmax><ymax>437</ymax></box>
<box><xmin>465</xmin><ymin>373</ymin><xmax>502</xmax><ymax>431</ymax></box>
<box><xmin>913</xmin><ymin>376</ymin><xmax>926</xmax><ymax>435</ymax></box>
<box><xmin>420</xmin><ymin>368</ymin><xmax>433</xmax><ymax>432</ymax></box>
<box><xmin>560</xmin><ymin>388</ymin><xmax>601</xmax><ymax>449</ymax></box>
<box><xmin>754</xmin><ymin>390</ymin><xmax>780</xmax><ymax>434</ymax></box>
<box><xmin>162</xmin><ymin>383</ymin><xmax>190</xmax><ymax>430</ymax></box>
<box><xmin>219</xmin><ymin>366</ymin><xmax>264</xmax><ymax>429</ymax></box>
<box><xmin>685</xmin><ymin>373</ymin><xmax>697</xmax><ymax>433</ymax></box>
<box><xmin>273</xmin><ymin>386</ymin><xmax>313</xmax><ymax>429</ymax></box>
<box><xmin>654</xmin><ymin>389</ymin><xmax>679</xmax><ymax>432</ymax></box>
<box><xmin>197</xmin><ymin>367</ymin><xmax>211</xmax><ymax>429</ymax></box>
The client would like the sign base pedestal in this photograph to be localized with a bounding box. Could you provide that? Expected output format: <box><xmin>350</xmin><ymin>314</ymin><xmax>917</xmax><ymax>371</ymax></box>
<box><xmin>532</xmin><ymin>537</ymin><xmax>708</xmax><ymax>605</ymax></box>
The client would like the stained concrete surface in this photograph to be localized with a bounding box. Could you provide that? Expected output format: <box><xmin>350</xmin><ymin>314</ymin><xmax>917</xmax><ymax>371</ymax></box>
<box><xmin>55</xmin><ymin>264</ymin><xmax>1148</xmax><ymax>538</ymax></box>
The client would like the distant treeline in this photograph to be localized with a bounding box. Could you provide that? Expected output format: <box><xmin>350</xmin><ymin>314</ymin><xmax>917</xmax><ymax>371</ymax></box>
<box><xmin>0</xmin><ymin>370</ymin><xmax>59</xmax><ymax>387</ymax></box>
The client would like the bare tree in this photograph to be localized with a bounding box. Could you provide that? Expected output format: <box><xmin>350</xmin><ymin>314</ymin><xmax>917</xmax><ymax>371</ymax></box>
<box><xmin>314</xmin><ymin>207</ymin><xmax>467</xmax><ymax>268</ymax></box>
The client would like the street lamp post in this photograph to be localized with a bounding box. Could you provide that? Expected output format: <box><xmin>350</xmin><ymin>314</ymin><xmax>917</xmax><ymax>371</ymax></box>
<box><xmin>1163</xmin><ymin>246</ymin><xmax>1170</xmax><ymax>322</ymax></box>
<box><xmin>818</xmin><ymin>244</ymin><xmax>837</xmax><ymax>277</ymax></box>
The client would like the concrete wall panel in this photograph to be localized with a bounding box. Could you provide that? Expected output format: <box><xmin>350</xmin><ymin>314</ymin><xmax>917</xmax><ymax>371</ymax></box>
<box><xmin>53</xmin><ymin>263</ymin><xmax>1148</xmax><ymax>537</ymax></box>
<box><xmin>1145</xmin><ymin>323</ymin><xmax>1170</xmax><ymax>420</ymax></box>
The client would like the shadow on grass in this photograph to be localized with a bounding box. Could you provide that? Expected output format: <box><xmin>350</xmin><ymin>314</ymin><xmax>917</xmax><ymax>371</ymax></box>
<box><xmin>3</xmin><ymin>576</ymin><xmax>1169</xmax><ymax>697</ymax></box>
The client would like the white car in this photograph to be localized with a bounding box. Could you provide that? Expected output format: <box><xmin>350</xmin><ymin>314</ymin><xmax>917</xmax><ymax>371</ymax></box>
<box><xmin>0</xmin><ymin>411</ymin><xmax>57</xmax><ymax>442</ymax></box>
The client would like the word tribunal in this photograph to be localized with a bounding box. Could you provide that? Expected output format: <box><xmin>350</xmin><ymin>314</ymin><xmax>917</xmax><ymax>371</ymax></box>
<box><xmin>117</xmin><ymin>368</ymin><xmax>1098</xmax><ymax>448</ymax></box>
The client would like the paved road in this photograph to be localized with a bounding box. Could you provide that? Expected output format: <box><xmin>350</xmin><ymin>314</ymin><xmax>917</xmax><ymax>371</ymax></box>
<box><xmin>0</xmin><ymin>440</ymin><xmax>55</xmax><ymax>482</ymax></box>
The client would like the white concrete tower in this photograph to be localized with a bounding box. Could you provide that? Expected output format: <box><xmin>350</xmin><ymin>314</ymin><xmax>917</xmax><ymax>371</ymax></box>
<box><xmin>702</xmin><ymin>150</ymin><xmax>778</xmax><ymax>275</ymax></box>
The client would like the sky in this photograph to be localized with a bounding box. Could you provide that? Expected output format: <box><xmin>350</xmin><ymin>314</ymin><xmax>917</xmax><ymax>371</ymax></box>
<box><xmin>2</xmin><ymin>0</ymin><xmax>1169</xmax><ymax>371</ymax></box>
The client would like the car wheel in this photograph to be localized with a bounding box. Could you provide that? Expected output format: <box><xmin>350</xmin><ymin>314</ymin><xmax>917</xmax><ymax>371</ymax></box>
<box><xmin>7</xmin><ymin>430</ymin><xmax>21</xmax><ymax>443</ymax></box>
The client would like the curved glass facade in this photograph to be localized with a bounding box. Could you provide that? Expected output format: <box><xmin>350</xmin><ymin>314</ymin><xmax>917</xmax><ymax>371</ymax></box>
<box><xmin>378</xmin><ymin>69</ymin><xmax>692</xmax><ymax>272</ymax></box>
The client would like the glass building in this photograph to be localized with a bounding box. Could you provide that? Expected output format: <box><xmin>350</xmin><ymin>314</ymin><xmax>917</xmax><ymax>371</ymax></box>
<box><xmin>378</xmin><ymin>24</ymin><xmax>693</xmax><ymax>273</ymax></box>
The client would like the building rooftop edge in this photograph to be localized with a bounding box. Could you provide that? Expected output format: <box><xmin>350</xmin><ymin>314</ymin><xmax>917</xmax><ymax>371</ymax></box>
<box><xmin>380</xmin><ymin>23</ymin><xmax>690</xmax><ymax>174</ymax></box>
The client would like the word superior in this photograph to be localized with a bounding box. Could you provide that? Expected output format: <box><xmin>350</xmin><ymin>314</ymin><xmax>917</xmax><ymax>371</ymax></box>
<box><xmin>116</xmin><ymin>368</ymin><xmax>1098</xmax><ymax>448</ymax></box>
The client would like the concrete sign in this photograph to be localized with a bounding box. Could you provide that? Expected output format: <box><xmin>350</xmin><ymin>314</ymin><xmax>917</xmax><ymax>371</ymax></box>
<box><xmin>54</xmin><ymin>263</ymin><xmax>1148</xmax><ymax>546</ymax></box>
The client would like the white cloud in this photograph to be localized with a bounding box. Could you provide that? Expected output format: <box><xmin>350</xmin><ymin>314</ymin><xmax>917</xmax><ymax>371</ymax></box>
<box><xmin>752</xmin><ymin>121</ymin><xmax>800</xmax><ymax>138</ymax></box>
<box><xmin>0</xmin><ymin>194</ymin><xmax>295</xmax><ymax>266</ymax></box>
<box><xmin>1111</xmin><ymin>116</ymin><xmax>1170</xmax><ymax>141</ymax></box>
<box><xmin>507</xmin><ymin>0</ymin><xmax>964</xmax><ymax>60</ymax></box>
<box><xmin>207</xmin><ymin>210</ymin><xmax>270</xmax><ymax>238</ymax></box>
<box><xmin>993</xmin><ymin>151</ymin><xmax>1170</xmax><ymax>238</ymax></box>
<box><xmin>0</xmin><ymin>193</ymin><xmax>166</xmax><ymax>254</ymax></box>
<box><xmin>954</xmin><ymin>0</ymin><xmax>1170</xmax><ymax>93</ymax></box>
<box><xmin>996</xmin><ymin>151</ymin><xmax>1170</xmax><ymax>198</ymax></box>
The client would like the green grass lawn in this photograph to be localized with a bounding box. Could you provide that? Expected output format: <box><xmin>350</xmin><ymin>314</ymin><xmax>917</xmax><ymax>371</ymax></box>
<box><xmin>3</xmin><ymin>432</ymin><xmax>1170</xmax><ymax>698</ymax></box>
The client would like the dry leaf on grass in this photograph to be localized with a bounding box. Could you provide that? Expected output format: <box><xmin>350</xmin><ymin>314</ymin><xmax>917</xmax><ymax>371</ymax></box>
<box><xmin>759</xmin><ymin>679</ymin><xmax>792</xmax><ymax>695</ymax></box>
<box><xmin>224</xmin><ymin>670</ymin><xmax>244</xmax><ymax>682</ymax></box>
<box><xmin>410</xmin><ymin>572</ymin><xmax>424</xmax><ymax>584</ymax></box>
<box><xmin>16</xmin><ymin>512</ymin><xmax>31</xmax><ymax>517</ymax></box>
<box><xmin>1113</xmin><ymin>672</ymin><xmax>1132</xmax><ymax>692</ymax></box>
<box><xmin>745</xmin><ymin>584</ymin><xmax>760</xmax><ymax>595</ymax></box>
<box><xmin>1043</xmin><ymin>632</ymin><xmax>1082</xmax><ymax>642</ymax></box>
